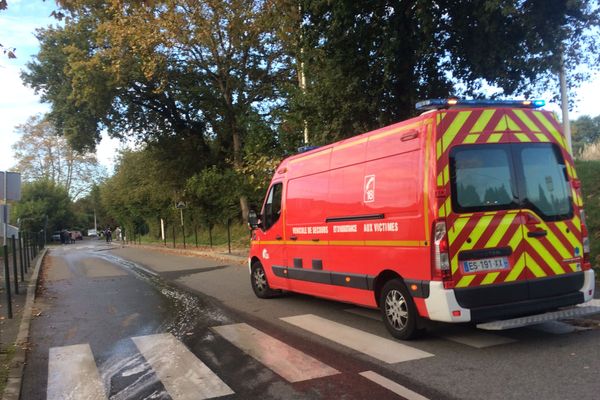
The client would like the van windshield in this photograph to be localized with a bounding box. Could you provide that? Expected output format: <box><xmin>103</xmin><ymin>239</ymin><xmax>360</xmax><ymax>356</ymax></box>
<box><xmin>450</xmin><ymin>143</ymin><xmax>572</xmax><ymax>220</ymax></box>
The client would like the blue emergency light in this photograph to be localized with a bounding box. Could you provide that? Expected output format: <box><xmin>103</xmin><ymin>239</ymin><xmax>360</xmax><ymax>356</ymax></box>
<box><xmin>416</xmin><ymin>98</ymin><xmax>546</xmax><ymax>111</ymax></box>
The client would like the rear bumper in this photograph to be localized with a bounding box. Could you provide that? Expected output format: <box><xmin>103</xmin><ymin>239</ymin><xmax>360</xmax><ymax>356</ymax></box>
<box><xmin>424</xmin><ymin>270</ymin><xmax>595</xmax><ymax>323</ymax></box>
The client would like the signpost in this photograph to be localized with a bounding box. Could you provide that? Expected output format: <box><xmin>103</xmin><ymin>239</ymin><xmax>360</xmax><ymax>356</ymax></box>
<box><xmin>176</xmin><ymin>201</ymin><xmax>186</xmax><ymax>249</ymax></box>
<box><xmin>1</xmin><ymin>171</ymin><xmax>21</xmax><ymax>319</ymax></box>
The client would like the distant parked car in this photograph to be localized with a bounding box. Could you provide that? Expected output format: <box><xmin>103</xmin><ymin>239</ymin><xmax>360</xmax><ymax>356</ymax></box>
<box><xmin>87</xmin><ymin>229</ymin><xmax>97</xmax><ymax>237</ymax></box>
<box><xmin>51</xmin><ymin>231</ymin><xmax>61</xmax><ymax>242</ymax></box>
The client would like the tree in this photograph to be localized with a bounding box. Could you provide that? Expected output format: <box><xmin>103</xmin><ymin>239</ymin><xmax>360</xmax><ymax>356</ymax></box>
<box><xmin>12</xmin><ymin>115</ymin><xmax>106</xmax><ymax>199</ymax></box>
<box><xmin>572</xmin><ymin>114</ymin><xmax>600</xmax><ymax>156</ymax></box>
<box><xmin>289</xmin><ymin>1</ymin><xmax>600</xmax><ymax>144</ymax></box>
<box><xmin>13</xmin><ymin>179</ymin><xmax>74</xmax><ymax>235</ymax></box>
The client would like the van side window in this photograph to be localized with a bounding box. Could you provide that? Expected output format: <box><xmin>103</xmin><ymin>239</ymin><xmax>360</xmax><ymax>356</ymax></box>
<box><xmin>263</xmin><ymin>183</ymin><xmax>283</xmax><ymax>230</ymax></box>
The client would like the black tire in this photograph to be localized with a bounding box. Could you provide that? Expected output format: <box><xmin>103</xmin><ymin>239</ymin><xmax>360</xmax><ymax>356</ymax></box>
<box><xmin>379</xmin><ymin>279</ymin><xmax>420</xmax><ymax>340</ymax></box>
<box><xmin>250</xmin><ymin>261</ymin><xmax>280</xmax><ymax>299</ymax></box>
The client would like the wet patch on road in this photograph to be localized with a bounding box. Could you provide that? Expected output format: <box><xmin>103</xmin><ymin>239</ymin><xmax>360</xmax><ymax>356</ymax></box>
<box><xmin>158</xmin><ymin>265</ymin><xmax>230</xmax><ymax>280</ymax></box>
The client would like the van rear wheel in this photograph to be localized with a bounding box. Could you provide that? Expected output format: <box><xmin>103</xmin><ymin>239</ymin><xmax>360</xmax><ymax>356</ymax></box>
<box><xmin>251</xmin><ymin>262</ymin><xmax>280</xmax><ymax>299</ymax></box>
<box><xmin>380</xmin><ymin>279</ymin><xmax>420</xmax><ymax>340</ymax></box>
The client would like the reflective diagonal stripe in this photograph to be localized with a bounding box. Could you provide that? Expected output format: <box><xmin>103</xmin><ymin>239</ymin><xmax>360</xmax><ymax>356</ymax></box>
<box><xmin>554</xmin><ymin>221</ymin><xmax>582</xmax><ymax>251</ymax></box>
<box><xmin>525</xmin><ymin>255</ymin><xmax>546</xmax><ymax>278</ymax></box>
<box><xmin>534</xmin><ymin>133</ymin><xmax>550</xmax><ymax>142</ymax></box>
<box><xmin>460</xmin><ymin>215</ymin><xmax>494</xmax><ymax>252</ymax></box>
<box><xmin>448</xmin><ymin>217</ymin><xmax>469</xmax><ymax>244</ymax></box>
<box><xmin>487</xmin><ymin>133</ymin><xmax>503</xmax><ymax>143</ymax></box>
<box><xmin>527</xmin><ymin>239</ymin><xmax>565</xmax><ymax>275</ymax></box>
<box><xmin>484</xmin><ymin>212</ymin><xmax>518</xmax><ymax>248</ymax></box>
<box><xmin>456</xmin><ymin>274</ymin><xmax>476</xmax><ymax>288</ymax></box>
<box><xmin>469</xmin><ymin>110</ymin><xmax>496</xmax><ymax>133</ymax></box>
<box><xmin>463</xmin><ymin>134</ymin><xmax>479</xmax><ymax>144</ymax></box>
<box><xmin>480</xmin><ymin>272</ymin><xmax>500</xmax><ymax>285</ymax></box>
<box><xmin>533</xmin><ymin>111</ymin><xmax>567</xmax><ymax>149</ymax></box>
<box><xmin>442</xmin><ymin>111</ymin><xmax>472</xmax><ymax>153</ymax></box>
<box><xmin>132</xmin><ymin>333</ymin><xmax>234</xmax><ymax>400</ymax></box>
<box><xmin>514</xmin><ymin>133</ymin><xmax>531</xmax><ymax>142</ymax></box>
<box><xmin>505</xmin><ymin>253</ymin><xmax>526</xmax><ymax>282</ymax></box>
<box><xmin>513</xmin><ymin>110</ymin><xmax>541</xmax><ymax>132</ymax></box>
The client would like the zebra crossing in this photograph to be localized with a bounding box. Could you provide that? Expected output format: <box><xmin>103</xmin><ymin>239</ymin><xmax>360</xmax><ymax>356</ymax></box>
<box><xmin>46</xmin><ymin>308</ymin><xmax>593</xmax><ymax>400</ymax></box>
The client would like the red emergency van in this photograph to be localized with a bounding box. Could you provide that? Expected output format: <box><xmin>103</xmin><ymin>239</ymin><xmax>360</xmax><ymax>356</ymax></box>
<box><xmin>247</xmin><ymin>99</ymin><xmax>595</xmax><ymax>340</ymax></box>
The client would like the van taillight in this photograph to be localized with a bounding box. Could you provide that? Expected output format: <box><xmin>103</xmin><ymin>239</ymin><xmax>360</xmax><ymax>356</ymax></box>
<box><xmin>581</xmin><ymin>210</ymin><xmax>592</xmax><ymax>271</ymax></box>
<box><xmin>433</xmin><ymin>220</ymin><xmax>453</xmax><ymax>288</ymax></box>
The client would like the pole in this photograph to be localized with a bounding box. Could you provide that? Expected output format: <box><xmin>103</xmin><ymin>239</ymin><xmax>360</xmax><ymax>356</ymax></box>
<box><xmin>3</xmin><ymin>171</ymin><xmax>7</xmax><ymax>247</ymax></box>
<box><xmin>559</xmin><ymin>50</ymin><xmax>572</xmax><ymax>154</ymax></box>
<box><xmin>194</xmin><ymin>225</ymin><xmax>198</xmax><ymax>248</ymax></box>
<box><xmin>227</xmin><ymin>218</ymin><xmax>231</xmax><ymax>254</ymax></box>
<box><xmin>172</xmin><ymin>224</ymin><xmax>176</xmax><ymax>248</ymax></box>
<box><xmin>19</xmin><ymin>235</ymin><xmax>24</xmax><ymax>277</ymax></box>
<box><xmin>181</xmin><ymin>208</ymin><xmax>186</xmax><ymax>249</ymax></box>
<box><xmin>12</xmin><ymin>236</ymin><xmax>20</xmax><ymax>292</ymax></box>
<box><xmin>3</xmin><ymin>245</ymin><xmax>12</xmax><ymax>318</ymax></box>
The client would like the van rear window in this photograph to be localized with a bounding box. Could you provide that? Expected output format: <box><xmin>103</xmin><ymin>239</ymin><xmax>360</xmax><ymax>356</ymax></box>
<box><xmin>450</xmin><ymin>143</ymin><xmax>573</xmax><ymax>220</ymax></box>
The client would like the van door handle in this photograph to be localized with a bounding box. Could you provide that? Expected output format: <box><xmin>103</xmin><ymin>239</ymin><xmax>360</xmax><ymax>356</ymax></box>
<box><xmin>312</xmin><ymin>238</ymin><xmax>320</xmax><ymax>242</ymax></box>
<box><xmin>290</xmin><ymin>236</ymin><xmax>298</xmax><ymax>241</ymax></box>
<box><xmin>527</xmin><ymin>230</ymin><xmax>547</xmax><ymax>238</ymax></box>
<box><xmin>276</xmin><ymin>235</ymin><xmax>283</xmax><ymax>240</ymax></box>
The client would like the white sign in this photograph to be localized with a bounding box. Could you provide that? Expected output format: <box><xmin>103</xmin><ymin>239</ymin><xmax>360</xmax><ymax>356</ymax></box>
<box><xmin>364</xmin><ymin>175</ymin><xmax>375</xmax><ymax>203</ymax></box>
<box><xmin>0</xmin><ymin>171</ymin><xmax>21</xmax><ymax>201</ymax></box>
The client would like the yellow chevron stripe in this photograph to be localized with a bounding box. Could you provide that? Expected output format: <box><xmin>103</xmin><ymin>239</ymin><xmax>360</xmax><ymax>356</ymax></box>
<box><xmin>534</xmin><ymin>133</ymin><xmax>550</xmax><ymax>142</ymax></box>
<box><xmin>539</xmin><ymin>224</ymin><xmax>572</xmax><ymax>258</ymax></box>
<box><xmin>528</xmin><ymin>238</ymin><xmax>565</xmax><ymax>275</ymax></box>
<box><xmin>513</xmin><ymin>110</ymin><xmax>541</xmax><ymax>132</ymax></box>
<box><xmin>526</xmin><ymin>254</ymin><xmax>546</xmax><ymax>278</ymax></box>
<box><xmin>436</xmin><ymin>138</ymin><xmax>443</xmax><ymax>159</ymax></box>
<box><xmin>442</xmin><ymin>111</ymin><xmax>472</xmax><ymax>153</ymax></box>
<box><xmin>470</xmin><ymin>110</ymin><xmax>496</xmax><ymax>133</ymax></box>
<box><xmin>456</xmin><ymin>274</ymin><xmax>476</xmax><ymax>288</ymax></box>
<box><xmin>572</xmin><ymin>215</ymin><xmax>581</xmax><ymax>231</ymax></box>
<box><xmin>508</xmin><ymin>228</ymin><xmax>523</xmax><ymax>251</ymax></box>
<box><xmin>487</xmin><ymin>133</ymin><xmax>503</xmax><ymax>143</ymax></box>
<box><xmin>532</xmin><ymin>111</ymin><xmax>567</xmax><ymax>149</ymax></box>
<box><xmin>506</xmin><ymin>116</ymin><xmax>520</xmax><ymax>131</ymax></box>
<box><xmin>443</xmin><ymin>165</ymin><xmax>449</xmax><ymax>185</ymax></box>
<box><xmin>459</xmin><ymin>215</ymin><xmax>495</xmax><ymax>252</ymax></box>
<box><xmin>569</xmin><ymin>263</ymin><xmax>580</xmax><ymax>272</ymax></box>
<box><xmin>438</xmin><ymin>203</ymin><xmax>446</xmax><ymax>217</ymax></box>
<box><xmin>555</xmin><ymin>221</ymin><xmax>582</xmax><ymax>250</ymax></box>
<box><xmin>481</xmin><ymin>271</ymin><xmax>500</xmax><ymax>285</ymax></box>
<box><xmin>437</xmin><ymin>171</ymin><xmax>443</xmax><ymax>186</ymax></box>
<box><xmin>463</xmin><ymin>134</ymin><xmax>479</xmax><ymax>144</ymax></box>
<box><xmin>485</xmin><ymin>213</ymin><xmax>518</xmax><ymax>248</ymax></box>
<box><xmin>448</xmin><ymin>216</ymin><xmax>469</xmax><ymax>243</ymax></box>
<box><xmin>515</xmin><ymin>133</ymin><xmax>531</xmax><ymax>142</ymax></box>
<box><xmin>505</xmin><ymin>253</ymin><xmax>526</xmax><ymax>282</ymax></box>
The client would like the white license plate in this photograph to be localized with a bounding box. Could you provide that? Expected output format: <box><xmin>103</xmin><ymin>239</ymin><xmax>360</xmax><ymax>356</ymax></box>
<box><xmin>462</xmin><ymin>257</ymin><xmax>509</xmax><ymax>273</ymax></box>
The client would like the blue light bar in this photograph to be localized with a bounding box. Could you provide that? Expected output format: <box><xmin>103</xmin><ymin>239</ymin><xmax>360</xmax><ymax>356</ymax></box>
<box><xmin>416</xmin><ymin>98</ymin><xmax>546</xmax><ymax>111</ymax></box>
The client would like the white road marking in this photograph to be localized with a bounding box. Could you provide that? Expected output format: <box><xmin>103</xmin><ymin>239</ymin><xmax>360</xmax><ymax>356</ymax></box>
<box><xmin>360</xmin><ymin>370</ymin><xmax>430</xmax><ymax>400</ymax></box>
<box><xmin>212</xmin><ymin>323</ymin><xmax>339</xmax><ymax>382</ymax></box>
<box><xmin>132</xmin><ymin>333</ymin><xmax>234</xmax><ymax>400</ymax></box>
<box><xmin>280</xmin><ymin>314</ymin><xmax>433</xmax><ymax>363</ymax></box>
<box><xmin>47</xmin><ymin>343</ymin><xmax>107</xmax><ymax>400</ymax></box>
<box><xmin>344</xmin><ymin>307</ymin><xmax>382</xmax><ymax>321</ymax></box>
<box><xmin>439</xmin><ymin>330</ymin><xmax>516</xmax><ymax>348</ymax></box>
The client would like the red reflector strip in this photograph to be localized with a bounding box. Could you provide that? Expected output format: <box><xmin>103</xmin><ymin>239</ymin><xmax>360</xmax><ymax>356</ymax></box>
<box><xmin>452</xmin><ymin>310</ymin><xmax>461</xmax><ymax>317</ymax></box>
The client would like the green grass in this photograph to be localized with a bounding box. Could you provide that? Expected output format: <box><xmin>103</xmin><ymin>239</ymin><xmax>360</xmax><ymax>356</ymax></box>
<box><xmin>575</xmin><ymin>160</ymin><xmax>600</xmax><ymax>272</ymax></box>
<box><xmin>0</xmin><ymin>345</ymin><xmax>16</xmax><ymax>394</ymax></box>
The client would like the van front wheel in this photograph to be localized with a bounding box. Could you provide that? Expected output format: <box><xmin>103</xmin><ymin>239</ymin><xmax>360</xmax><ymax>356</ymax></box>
<box><xmin>251</xmin><ymin>262</ymin><xmax>280</xmax><ymax>299</ymax></box>
<box><xmin>380</xmin><ymin>279</ymin><xmax>419</xmax><ymax>340</ymax></box>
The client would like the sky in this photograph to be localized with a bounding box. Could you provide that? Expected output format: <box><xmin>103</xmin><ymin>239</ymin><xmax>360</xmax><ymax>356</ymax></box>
<box><xmin>1</xmin><ymin>1</ymin><xmax>599</xmax><ymax>174</ymax></box>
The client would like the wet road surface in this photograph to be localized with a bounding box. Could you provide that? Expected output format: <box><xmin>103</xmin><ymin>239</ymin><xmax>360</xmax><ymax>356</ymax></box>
<box><xmin>21</xmin><ymin>241</ymin><xmax>439</xmax><ymax>400</ymax></box>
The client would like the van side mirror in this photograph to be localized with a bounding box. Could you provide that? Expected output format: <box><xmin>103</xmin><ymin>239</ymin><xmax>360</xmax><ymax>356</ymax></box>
<box><xmin>248</xmin><ymin>210</ymin><xmax>260</xmax><ymax>230</ymax></box>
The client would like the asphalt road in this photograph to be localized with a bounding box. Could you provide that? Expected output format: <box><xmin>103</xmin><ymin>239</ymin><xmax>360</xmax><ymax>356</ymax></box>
<box><xmin>21</xmin><ymin>239</ymin><xmax>600</xmax><ymax>400</ymax></box>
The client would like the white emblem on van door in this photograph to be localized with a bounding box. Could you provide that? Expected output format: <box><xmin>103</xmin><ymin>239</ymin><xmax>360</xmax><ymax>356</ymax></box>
<box><xmin>262</xmin><ymin>249</ymin><xmax>270</xmax><ymax>259</ymax></box>
<box><xmin>364</xmin><ymin>175</ymin><xmax>375</xmax><ymax>203</ymax></box>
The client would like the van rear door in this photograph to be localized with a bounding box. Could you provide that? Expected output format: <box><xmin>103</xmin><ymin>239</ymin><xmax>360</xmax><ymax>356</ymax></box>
<box><xmin>447</xmin><ymin>142</ymin><xmax>582</xmax><ymax>301</ymax></box>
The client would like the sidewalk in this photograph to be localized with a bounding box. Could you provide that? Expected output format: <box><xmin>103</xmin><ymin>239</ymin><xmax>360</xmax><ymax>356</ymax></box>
<box><xmin>116</xmin><ymin>241</ymin><xmax>248</xmax><ymax>265</ymax></box>
<box><xmin>0</xmin><ymin>249</ymin><xmax>45</xmax><ymax>400</ymax></box>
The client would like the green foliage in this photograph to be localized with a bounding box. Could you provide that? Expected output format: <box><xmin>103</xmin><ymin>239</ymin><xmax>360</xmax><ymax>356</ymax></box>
<box><xmin>186</xmin><ymin>166</ymin><xmax>241</xmax><ymax>226</ymax></box>
<box><xmin>575</xmin><ymin>160</ymin><xmax>600</xmax><ymax>268</ymax></box>
<box><xmin>13</xmin><ymin>180</ymin><xmax>74</xmax><ymax>235</ymax></box>
<box><xmin>572</xmin><ymin>114</ymin><xmax>600</xmax><ymax>157</ymax></box>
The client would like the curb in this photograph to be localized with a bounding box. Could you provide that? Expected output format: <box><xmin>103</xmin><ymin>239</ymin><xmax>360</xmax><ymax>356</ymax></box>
<box><xmin>1</xmin><ymin>248</ymin><xmax>47</xmax><ymax>400</ymax></box>
<box><xmin>118</xmin><ymin>243</ymin><xmax>247</xmax><ymax>265</ymax></box>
